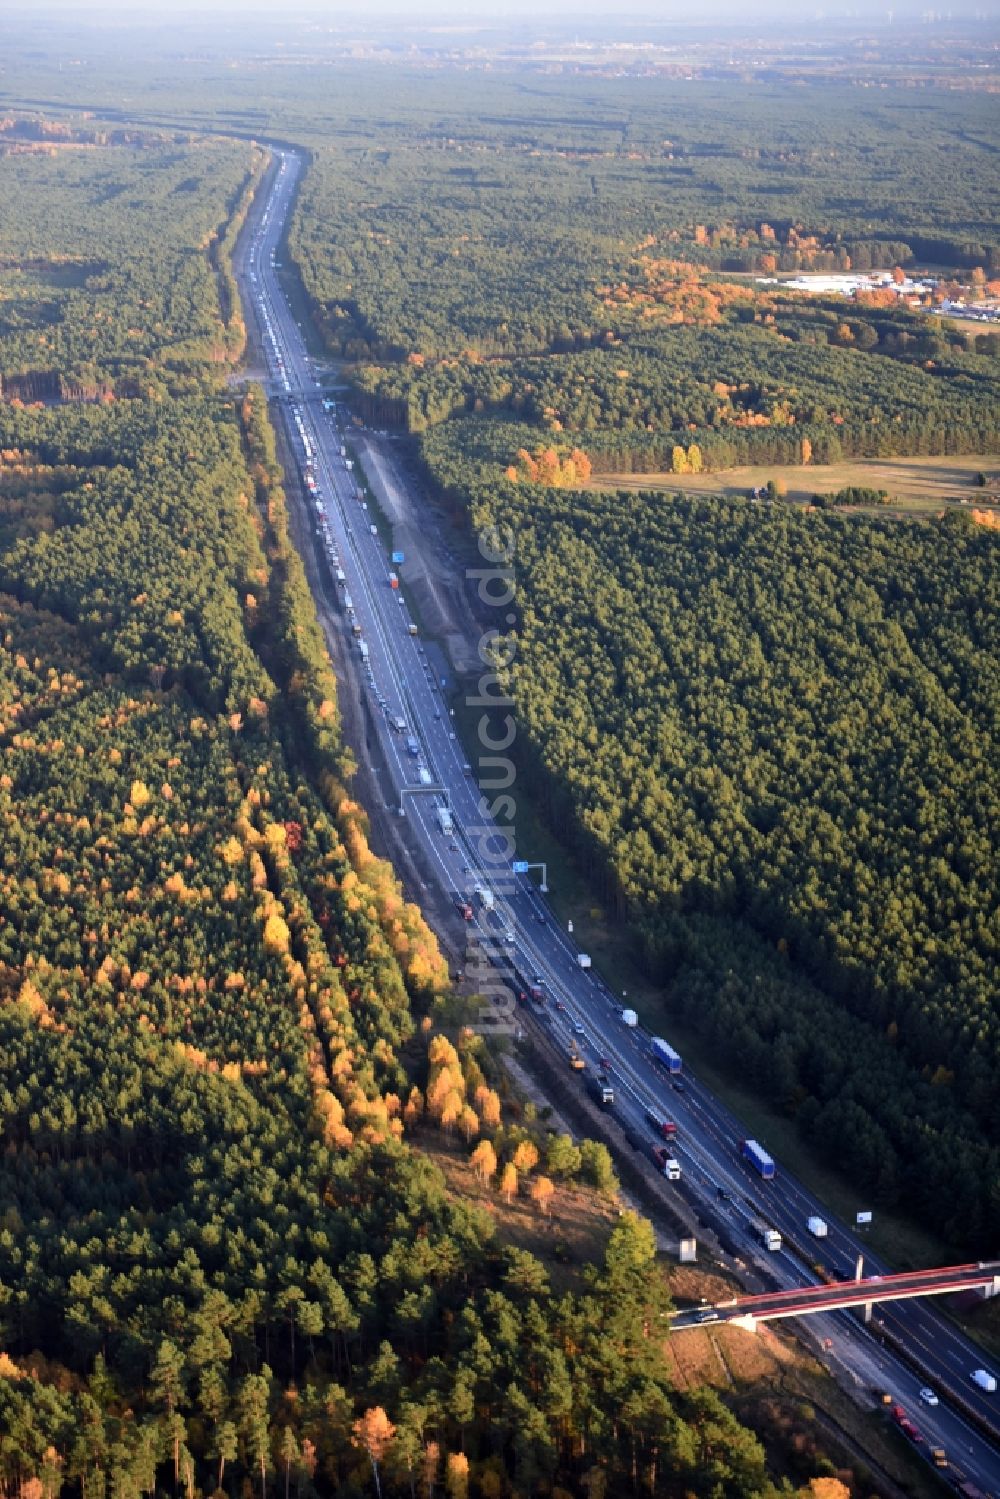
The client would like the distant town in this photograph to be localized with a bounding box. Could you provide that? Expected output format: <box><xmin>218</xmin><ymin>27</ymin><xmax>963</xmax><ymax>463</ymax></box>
<box><xmin>756</xmin><ymin>268</ymin><xmax>1000</xmax><ymax>322</ymax></box>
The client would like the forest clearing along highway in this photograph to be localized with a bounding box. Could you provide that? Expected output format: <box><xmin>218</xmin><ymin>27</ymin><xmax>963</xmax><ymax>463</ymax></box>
<box><xmin>234</xmin><ymin>146</ymin><xmax>1000</xmax><ymax>1493</ymax></box>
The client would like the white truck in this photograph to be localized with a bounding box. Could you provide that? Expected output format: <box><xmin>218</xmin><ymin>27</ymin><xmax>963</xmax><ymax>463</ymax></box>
<box><xmin>752</xmin><ymin>1220</ymin><xmax>782</xmax><ymax>1253</ymax></box>
<box><xmin>807</xmin><ymin>1215</ymin><xmax>828</xmax><ymax>1238</ymax></box>
<box><xmin>577</xmin><ymin>953</ymin><xmax>592</xmax><ymax>970</ymax></box>
<box><xmin>588</xmin><ymin>1074</ymin><xmax>615</xmax><ymax>1107</ymax></box>
<box><xmin>971</xmin><ymin>1369</ymin><xmax>997</xmax><ymax>1393</ymax></box>
<box><xmin>436</xmin><ymin>805</ymin><xmax>454</xmax><ymax>833</ymax></box>
<box><xmin>475</xmin><ymin>885</ymin><xmax>495</xmax><ymax>911</ymax></box>
<box><xmin>620</xmin><ymin>1008</ymin><xmax>638</xmax><ymax>1027</ymax></box>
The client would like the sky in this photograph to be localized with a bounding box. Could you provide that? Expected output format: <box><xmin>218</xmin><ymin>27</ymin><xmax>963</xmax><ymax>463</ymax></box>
<box><xmin>9</xmin><ymin>0</ymin><xmax>964</xmax><ymax>22</ymax></box>
<box><xmin>7</xmin><ymin>0</ymin><xmax>997</xmax><ymax>42</ymax></box>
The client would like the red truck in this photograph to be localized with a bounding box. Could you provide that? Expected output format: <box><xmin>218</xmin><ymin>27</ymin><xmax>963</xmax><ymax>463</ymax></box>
<box><xmin>890</xmin><ymin>1407</ymin><xmax>923</xmax><ymax>1444</ymax></box>
<box><xmin>645</xmin><ymin>1109</ymin><xmax>677</xmax><ymax>1138</ymax></box>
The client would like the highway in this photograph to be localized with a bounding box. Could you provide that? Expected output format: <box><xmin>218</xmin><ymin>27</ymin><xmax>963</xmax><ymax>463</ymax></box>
<box><xmin>236</xmin><ymin>147</ymin><xmax>1000</xmax><ymax>1494</ymax></box>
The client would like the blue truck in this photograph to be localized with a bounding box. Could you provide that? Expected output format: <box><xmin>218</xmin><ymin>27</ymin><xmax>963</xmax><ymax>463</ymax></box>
<box><xmin>741</xmin><ymin>1138</ymin><xmax>776</xmax><ymax>1180</ymax></box>
<box><xmin>650</xmin><ymin>1037</ymin><xmax>683</xmax><ymax>1075</ymax></box>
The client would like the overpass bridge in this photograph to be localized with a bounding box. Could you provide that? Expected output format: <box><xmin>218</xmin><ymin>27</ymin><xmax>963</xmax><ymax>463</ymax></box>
<box><xmin>674</xmin><ymin>1261</ymin><xmax>1000</xmax><ymax>1330</ymax></box>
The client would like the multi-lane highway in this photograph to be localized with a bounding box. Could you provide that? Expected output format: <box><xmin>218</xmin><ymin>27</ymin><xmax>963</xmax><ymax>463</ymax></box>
<box><xmin>236</xmin><ymin>147</ymin><xmax>1000</xmax><ymax>1493</ymax></box>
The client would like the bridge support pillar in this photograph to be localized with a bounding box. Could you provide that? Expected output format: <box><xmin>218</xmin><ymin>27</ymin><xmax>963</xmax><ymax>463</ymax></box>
<box><xmin>863</xmin><ymin>1301</ymin><xmax>873</xmax><ymax>1325</ymax></box>
<box><xmin>855</xmin><ymin>1254</ymin><xmax>864</xmax><ymax>1281</ymax></box>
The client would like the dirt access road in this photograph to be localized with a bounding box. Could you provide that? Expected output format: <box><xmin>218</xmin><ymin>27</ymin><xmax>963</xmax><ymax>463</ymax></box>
<box><xmin>352</xmin><ymin>433</ymin><xmax>484</xmax><ymax>676</ymax></box>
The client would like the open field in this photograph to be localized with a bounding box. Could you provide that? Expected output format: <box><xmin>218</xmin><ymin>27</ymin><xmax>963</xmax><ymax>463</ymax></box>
<box><xmin>588</xmin><ymin>454</ymin><xmax>1000</xmax><ymax>515</ymax></box>
<box><xmin>418</xmin><ymin>1132</ymin><xmax>619</xmax><ymax>1295</ymax></box>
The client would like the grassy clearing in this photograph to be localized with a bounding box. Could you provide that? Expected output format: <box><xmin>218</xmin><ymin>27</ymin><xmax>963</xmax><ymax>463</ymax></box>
<box><xmin>588</xmin><ymin>454</ymin><xmax>1000</xmax><ymax>516</ymax></box>
<box><xmin>417</xmin><ymin>1132</ymin><xmax>617</xmax><ymax>1295</ymax></box>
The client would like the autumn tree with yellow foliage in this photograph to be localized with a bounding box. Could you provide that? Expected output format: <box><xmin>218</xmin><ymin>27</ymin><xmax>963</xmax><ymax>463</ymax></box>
<box><xmin>505</xmin><ymin>446</ymin><xmax>593</xmax><ymax>488</ymax></box>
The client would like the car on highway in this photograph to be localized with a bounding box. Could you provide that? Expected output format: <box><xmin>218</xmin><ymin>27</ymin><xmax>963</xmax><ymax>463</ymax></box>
<box><xmin>672</xmin><ymin>1080</ymin><xmax>686</xmax><ymax>1093</ymax></box>
<box><xmin>918</xmin><ymin>1388</ymin><xmax>938</xmax><ymax>1407</ymax></box>
<box><xmin>598</xmin><ymin>1056</ymin><xmax>613</xmax><ymax>1071</ymax></box>
<box><xmin>694</xmin><ymin>1309</ymin><xmax>719</xmax><ymax>1324</ymax></box>
<box><xmin>572</xmin><ymin>1020</ymin><xmax>585</xmax><ymax>1035</ymax></box>
<box><xmin>553</xmin><ymin>999</ymin><xmax>567</xmax><ymax>1012</ymax></box>
<box><xmin>535</xmin><ymin>912</ymin><xmax>546</xmax><ymax>924</ymax></box>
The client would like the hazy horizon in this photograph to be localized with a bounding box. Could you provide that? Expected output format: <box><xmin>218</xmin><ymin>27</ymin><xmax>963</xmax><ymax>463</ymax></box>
<box><xmin>6</xmin><ymin>0</ymin><xmax>998</xmax><ymax>25</ymax></box>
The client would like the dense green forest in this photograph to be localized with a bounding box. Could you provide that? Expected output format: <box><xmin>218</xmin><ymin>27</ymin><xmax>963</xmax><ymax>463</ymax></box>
<box><xmin>354</xmin><ymin>326</ymin><xmax>999</xmax><ymax>470</ymax></box>
<box><xmin>0</xmin><ymin>125</ymin><xmax>831</xmax><ymax>1499</ymax></box>
<box><xmin>0</xmin><ymin>131</ymin><xmax>262</xmax><ymax>396</ymax></box>
<box><xmin>425</xmin><ymin>419</ymin><xmax>1000</xmax><ymax>1246</ymax></box>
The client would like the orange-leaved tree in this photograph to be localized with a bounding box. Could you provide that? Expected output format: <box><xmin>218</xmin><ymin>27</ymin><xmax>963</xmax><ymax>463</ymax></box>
<box><xmin>353</xmin><ymin>1407</ymin><xmax>396</xmax><ymax>1499</ymax></box>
